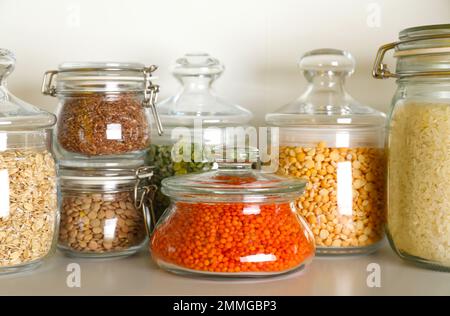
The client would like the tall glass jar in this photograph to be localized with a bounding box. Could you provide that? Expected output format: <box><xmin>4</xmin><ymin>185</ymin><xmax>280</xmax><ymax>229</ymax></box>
<box><xmin>373</xmin><ymin>24</ymin><xmax>450</xmax><ymax>271</ymax></box>
<box><xmin>58</xmin><ymin>165</ymin><xmax>155</xmax><ymax>258</ymax></box>
<box><xmin>151</xmin><ymin>147</ymin><xmax>315</xmax><ymax>277</ymax></box>
<box><xmin>0</xmin><ymin>49</ymin><xmax>58</xmax><ymax>274</ymax></box>
<box><xmin>42</xmin><ymin>62</ymin><xmax>163</xmax><ymax>164</ymax></box>
<box><xmin>147</xmin><ymin>53</ymin><xmax>252</xmax><ymax>219</ymax></box>
<box><xmin>266</xmin><ymin>49</ymin><xmax>386</xmax><ymax>256</ymax></box>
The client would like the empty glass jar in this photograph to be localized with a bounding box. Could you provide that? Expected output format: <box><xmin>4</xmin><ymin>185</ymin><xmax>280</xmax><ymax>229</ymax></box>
<box><xmin>42</xmin><ymin>62</ymin><xmax>163</xmax><ymax>164</ymax></box>
<box><xmin>151</xmin><ymin>148</ymin><xmax>315</xmax><ymax>277</ymax></box>
<box><xmin>58</xmin><ymin>164</ymin><xmax>155</xmax><ymax>257</ymax></box>
<box><xmin>266</xmin><ymin>49</ymin><xmax>386</xmax><ymax>256</ymax></box>
<box><xmin>147</xmin><ymin>53</ymin><xmax>252</xmax><ymax>220</ymax></box>
<box><xmin>0</xmin><ymin>49</ymin><xmax>58</xmax><ymax>274</ymax></box>
<box><xmin>373</xmin><ymin>24</ymin><xmax>450</xmax><ymax>271</ymax></box>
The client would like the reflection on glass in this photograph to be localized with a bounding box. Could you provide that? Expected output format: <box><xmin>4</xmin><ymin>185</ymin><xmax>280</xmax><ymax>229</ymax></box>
<box><xmin>337</xmin><ymin>161</ymin><xmax>353</xmax><ymax>216</ymax></box>
<box><xmin>240</xmin><ymin>253</ymin><xmax>277</xmax><ymax>263</ymax></box>
<box><xmin>103</xmin><ymin>218</ymin><xmax>118</xmax><ymax>241</ymax></box>
<box><xmin>243</xmin><ymin>205</ymin><xmax>261</xmax><ymax>215</ymax></box>
<box><xmin>0</xmin><ymin>169</ymin><xmax>10</xmax><ymax>218</ymax></box>
<box><xmin>106</xmin><ymin>123</ymin><xmax>122</xmax><ymax>140</ymax></box>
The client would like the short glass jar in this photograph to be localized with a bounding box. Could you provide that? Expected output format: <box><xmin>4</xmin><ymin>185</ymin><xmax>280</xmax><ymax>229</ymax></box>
<box><xmin>58</xmin><ymin>165</ymin><xmax>155</xmax><ymax>257</ymax></box>
<box><xmin>373</xmin><ymin>24</ymin><xmax>450</xmax><ymax>271</ymax></box>
<box><xmin>151</xmin><ymin>148</ymin><xmax>315</xmax><ymax>277</ymax></box>
<box><xmin>0</xmin><ymin>49</ymin><xmax>58</xmax><ymax>274</ymax></box>
<box><xmin>42</xmin><ymin>62</ymin><xmax>163</xmax><ymax>163</ymax></box>
<box><xmin>147</xmin><ymin>53</ymin><xmax>252</xmax><ymax>220</ymax></box>
<box><xmin>266</xmin><ymin>49</ymin><xmax>386</xmax><ymax>256</ymax></box>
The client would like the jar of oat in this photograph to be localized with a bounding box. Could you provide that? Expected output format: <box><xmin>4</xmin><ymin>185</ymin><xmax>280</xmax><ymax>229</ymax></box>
<box><xmin>266</xmin><ymin>49</ymin><xmax>386</xmax><ymax>256</ymax></box>
<box><xmin>147</xmin><ymin>53</ymin><xmax>252</xmax><ymax>220</ymax></box>
<box><xmin>373</xmin><ymin>24</ymin><xmax>450</xmax><ymax>271</ymax></box>
<box><xmin>58</xmin><ymin>164</ymin><xmax>155</xmax><ymax>257</ymax></box>
<box><xmin>0</xmin><ymin>49</ymin><xmax>58</xmax><ymax>274</ymax></box>
<box><xmin>42</xmin><ymin>62</ymin><xmax>163</xmax><ymax>163</ymax></box>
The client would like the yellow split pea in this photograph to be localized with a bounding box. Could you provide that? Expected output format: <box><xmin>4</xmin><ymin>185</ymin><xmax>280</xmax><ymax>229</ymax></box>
<box><xmin>278</xmin><ymin>141</ymin><xmax>385</xmax><ymax>249</ymax></box>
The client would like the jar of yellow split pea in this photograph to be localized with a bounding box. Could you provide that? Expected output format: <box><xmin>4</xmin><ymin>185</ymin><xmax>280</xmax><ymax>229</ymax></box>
<box><xmin>266</xmin><ymin>49</ymin><xmax>386</xmax><ymax>256</ymax></box>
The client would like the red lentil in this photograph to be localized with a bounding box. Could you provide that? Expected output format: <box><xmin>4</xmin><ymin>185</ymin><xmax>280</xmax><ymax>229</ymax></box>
<box><xmin>151</xmin><ymin>201</ymin><xmax>315</xmax><ymax>273</ymax></box>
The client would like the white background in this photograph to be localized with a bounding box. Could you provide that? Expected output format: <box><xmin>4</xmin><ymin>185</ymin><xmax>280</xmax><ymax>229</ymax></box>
<box><xmin>1</xmin><ymin>0</ymin><xmax>449</xmax><ymax>125</ymax></box>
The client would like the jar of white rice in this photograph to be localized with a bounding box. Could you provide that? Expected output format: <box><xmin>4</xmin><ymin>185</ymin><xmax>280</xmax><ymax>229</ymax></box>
<box><xmin>373</xmin><ymin>24</ymin><xmax>450</xmax><ymax>271</ymax></box>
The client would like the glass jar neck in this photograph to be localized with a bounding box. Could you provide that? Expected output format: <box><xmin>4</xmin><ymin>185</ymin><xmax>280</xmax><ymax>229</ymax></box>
<box><xmin>216</xmin><ymin>161</ymin><xmax>253</xmax><ymax>171</ymax></box>
<box><xmin>304</xmin><ymin>70</ymin><xmax>347</xmax><ymax>96</ymax></box>
<box><xmin>176</xmin><ymin>75</ymin><xmax>215</xmax><ymax>94</ymax></box>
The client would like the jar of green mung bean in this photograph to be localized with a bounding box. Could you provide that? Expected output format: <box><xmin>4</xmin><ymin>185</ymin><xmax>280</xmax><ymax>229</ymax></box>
<box><xmin>146</xmin><ymin>53</ymin><xmax>252</xmax><ymax>219</ymax></box>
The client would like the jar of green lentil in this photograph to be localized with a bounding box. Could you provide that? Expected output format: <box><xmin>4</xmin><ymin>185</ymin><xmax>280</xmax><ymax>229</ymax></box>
<box><xmin>146</xmin><ymin>53</ymin><xmax>252</xmax><ymax>219</ymax></box>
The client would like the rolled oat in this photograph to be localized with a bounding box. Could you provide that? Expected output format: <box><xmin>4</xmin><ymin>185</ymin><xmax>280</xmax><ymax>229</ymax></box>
<box><xmin>0</xmin><ymin>150</ymin><xmax>57</xmax><ymax>267</ymax></box>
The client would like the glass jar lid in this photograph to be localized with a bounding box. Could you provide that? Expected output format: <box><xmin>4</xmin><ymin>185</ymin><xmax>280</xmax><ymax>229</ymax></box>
<box><xmin>42</xmin><ymin>62</ymin><xmax>158</xmax><ymax>95</ymax></box>
<box><xmin>373</xmin><ymin>24</ymin><xmax>450</xmax><ymax>79</ymax></box>
<box><xmin>42</xmin><ymin>61</ymin><xmax>164</xmax><ymax>135</ymax></box>
<box><xmin>161</xmin><ymin>147</ymin><xmax>306</xmax><ymax>202</ymax></box>
<box><xmin>0</xmin><ymin>49</ymin><xmax>56</xmax><ymax>130</ymax></box>
<box><xmin>266</xmin><ymin>48</ymin><xmax>385</xmax><ymax>127</ymax></box>
<box><xmin>156</xmin><ymin>52</ymin><xmax>252</xmax><ymax>127</ymax></box>
<box><xmin>60</xmin><ymin>163</ymin><xmax>154</xmax><ymax>192</ymax></box>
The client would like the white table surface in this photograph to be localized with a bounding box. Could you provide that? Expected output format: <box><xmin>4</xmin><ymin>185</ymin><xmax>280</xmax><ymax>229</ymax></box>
<box><xmin>1</xmin><ymin>241</ymin><xmax>449</xmax><ymax>296</ymax></box>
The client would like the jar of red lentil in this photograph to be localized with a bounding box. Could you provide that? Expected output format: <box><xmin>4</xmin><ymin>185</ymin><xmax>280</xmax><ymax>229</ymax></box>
<box><xmin>42</xmin><ymin>62</ymin><xmax>163</xmax><ymax>163</ymax></box>
<box><xmin>266</xmin><ymin>49</ymin><xmax>386</xmax><ymax>256</ymax></box>
<box><xmin>58</xmin><ymin>164</ymin><xmax>155</xmax><ymax>258</ymax></box>
<box><xmin>150</xmin><ymin>148</ymin><xmax>315</xmax><ymax>277</ymax></box>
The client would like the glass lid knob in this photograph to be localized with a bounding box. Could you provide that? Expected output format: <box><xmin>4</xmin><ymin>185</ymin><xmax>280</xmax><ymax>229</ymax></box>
<box><xmin>171</xmin><ymin>52</ymin><xmax>224</xmax><ymax>76</ymax></box>
<box><xmin>0</xmin><ymin>49</ymin><xmax>16</xmax><ymax>82</ymax></box>
<box><xmin>299</xmin><ymin>48</ymin><xmax>356</xmax><ymax>78</ymax></box>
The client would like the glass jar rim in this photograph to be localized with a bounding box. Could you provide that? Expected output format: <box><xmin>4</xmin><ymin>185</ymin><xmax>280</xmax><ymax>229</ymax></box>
<box><xmin>42</xmin><ymin>62</ymin><xmax>158</xmax><ymax>95</ymax></box>
<box><xmin>60</xmin><ymin>165</ymin><xmax>153</xmax><ymax>191</ymax></box>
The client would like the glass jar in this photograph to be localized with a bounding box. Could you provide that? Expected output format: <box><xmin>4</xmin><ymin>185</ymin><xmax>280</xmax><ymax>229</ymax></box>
<box><xmin>58</xmin><ymin>164</ymin><xmax>155</xmax><ymax>257</ymax></box>
<box><xmin>266</xmin><ymin>49</ymin><xmax>386</xmax><ymax>256</ymax></box>
<box><xmin>147</xmin><ymin>53</ymin><xmax>252</xmax><ymax>220</ymax></box>
<box><xmin>151</xmin><ymin>147</ymin><xmax>315</xmax><ymax>277</ymax></box>
<box><xmin>0</xmin><ymin>49</ymin><xmax>58</xmax><ymax>274</ymax></box>
<box><xmin>373</xmin><ymin>24</ymin><xmax>450</xmax><ymax>271</ymax></box>
<box><xmin>42</xmin><ymin>62</ymin><xmax>163</xmax><ymax>164</ymax></box>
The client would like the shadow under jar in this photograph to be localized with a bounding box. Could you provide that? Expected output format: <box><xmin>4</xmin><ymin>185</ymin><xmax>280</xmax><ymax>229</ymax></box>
<box><xmin>42</xmin><ymin>62</ymin><xmax>163</xmax><ymax>163</ymax></box>
<box><xmin>373</xmin><ymin>24</ymin><xmax>450</xmax><ymax>271</ymax></box>
<box><xmin>266</xmin><ymin>49</ymin><xmax>387</xmax><ymax>256</ymax></box>
<box><xmin>58</xmin><ymin>165</ymin><xmax>155</xmax><ymax>258</ymax></box>
<box><xmin>0</xmin><ymin>49</ymin><xmax>58</xmax><ymax>274</ymax></box>
<box><xmin>151</xmin><ymin>147</ymin><xmax>315</xmax><ymax>277</ymax></box>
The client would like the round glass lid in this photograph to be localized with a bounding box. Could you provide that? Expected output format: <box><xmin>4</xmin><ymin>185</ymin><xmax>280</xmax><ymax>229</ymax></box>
<box><xmin>156</xmin><ymin>52</ymin><xmax>252</xmax><ymax>127</ymax></box>
<box><xmin>266</xmin><ymin>48</ymin><xmax>385</xmax><ymax>127</ymax></box>
<box><xmin>0</xmin><ymin>49</ymin><xmax>56</xmax><ymax>130</ymax></box>
<box><xmin>161</xmin><ymin>147</ymin><xmax>306</xmax><ymax>200</ymax></box>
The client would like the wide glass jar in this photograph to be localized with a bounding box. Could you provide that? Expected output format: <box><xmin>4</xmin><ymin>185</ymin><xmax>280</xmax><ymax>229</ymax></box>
<box><xmin>0</xmin><ymin>49</ymin><xmax>58</xmax><ymax>274</ymax></box>
<box><xmin>151</xmin><ymin>148</ymin><xmax>315</xmax><ymax>277</ymax></box>
<box><xmin>373</xmin><ymin>24</ymin><xmax>450</xmax><ymax>271</ymax></box>
<box><xmin>58</xmin><ymin>164</ymin><xmax>155</xmax><ymax>257</ymax></box>
<box><xmin>266</xmin><ymin>49</ymin><xmax>386</xmax><ymax>256</ymax></box>
<box><xmin>147</xmin><ymin>53</ymin><xmax>252</xmax><ymax>220</ymax></box>
<box><xmin>42</xmin><ymin>62</ymin><xmax>163</xmax><ymax>163</ymax></box>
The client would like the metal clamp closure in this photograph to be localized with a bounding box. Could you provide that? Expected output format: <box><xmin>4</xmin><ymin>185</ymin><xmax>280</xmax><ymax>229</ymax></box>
<box><xmin>372</xmin><ymin>33</ymin><xmax>450</xmax><ymax>79</ymax></box>
<box><xmin>41</xmin><ymin>70</ymin><xmax>58</xmax><ymax>96</ymax></box>
<box><xmin>143</xmin><ymin>65</ymin><xmax>164</xmax><ymax>136</ymax></box>
<box><xmin>133</xmin><ymin>166</ymin><xmax>157</xmax><ymax>237</ymax></box>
